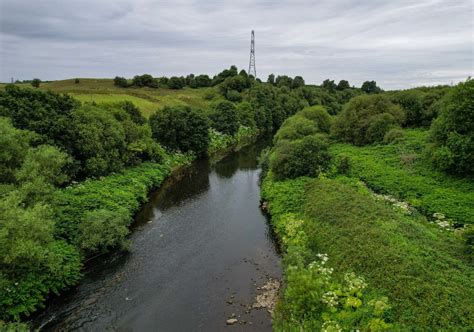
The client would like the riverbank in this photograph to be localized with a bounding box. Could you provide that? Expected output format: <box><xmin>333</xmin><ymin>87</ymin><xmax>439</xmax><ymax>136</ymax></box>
<box><xmin>3</xmin><ymin>126</ymin><xmax>259</xmax><ymax>329</ymax></box>
<box><xmin>260</xmin><ymin>107</ymin><xmax>474</xmax><ymax>330</ymax></box>
<box><xmin>32</xmin><ymin>140</ymin><xmax>281</xmax><ymax>331</ymax></box>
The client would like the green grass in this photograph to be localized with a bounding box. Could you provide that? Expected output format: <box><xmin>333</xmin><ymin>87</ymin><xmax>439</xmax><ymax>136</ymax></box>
<box><xmin>262</xmin><ymin>174</ymin><xmax>474</xmax><ymax>330</ymax></box>
<box><xmin>330</xmin><ymin>129</ymin><xmax>474</xmax><ymax>225</ymax></box>
<box><xmin>1</xmin><ymin>79</ymin><xmax>220</xmax><ymax>117</ymax></box>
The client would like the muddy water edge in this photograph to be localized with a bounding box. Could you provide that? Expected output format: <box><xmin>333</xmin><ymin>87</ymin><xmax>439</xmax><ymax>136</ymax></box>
<box><xmin>33</xmin><ymin>140</ymin><xmax>282</xmax><ymax>331</ymax></box>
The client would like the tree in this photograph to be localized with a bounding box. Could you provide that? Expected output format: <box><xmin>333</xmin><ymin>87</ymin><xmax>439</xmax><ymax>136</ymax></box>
<box><xmin>337</xmin><ymin>80</ymin><xmax>350</xmax><ymax>90</ymax></box>
<box><xmin>70</xmin><ymin>105</ymin><xmax>127</xmax><ymax>177</ymax></box>
<box><xmin>391</xmin><ymin>90</ymin><xmax>425</xmax><ymax>127</ymax></box>
<box><xmin>149</xmin><ymin>106</ymin><xmax>209</xmax><ymax>156</ymax></box>
<box><xmin>270</xmin><ymin>135</ymin><xmax>332</xmax><ymax>180</ymax></box>
<box><xmin>31</xmin><ymin>78</ymin><xmax>41</xmax><ymax>88</ymax></box>
<box><xmin>0</xmin><ymin>117</ymin><xmax>33</xmax><ymax>183</ymax></box>
<box><xmin>429</xmin><ymin>79</ymin><xmax>474</xmax><ymax>175</ymax></box>
<box><xmin>276</xmin><ymin>75</ymin><xmax>293</xmax><ymax>88</ymax></box>
<box><xmin>292</xmin><ymin>76</ymin><xmax>305</xmax><ymax>89</ymax></box>
<box><xmin>114</xmin><ymin>76</ymin><xmax>128</xmax><ymax>88</ymax></box>
<box><xmin>75</xmin><ymin>78</ymin><xmax>80</xmax><ymax>84</ymax></box>
<box><xmin>77</xmin><ymin>209</ymin><xmax>130</xmax><ymax>254</ymax></box>
<box><xmin>361</xmin><ymin>81</ymin><xmax>381</xmax><ymax>94</ymax></box>
<box><xmin>267</xmin><ymin>74</ymin><xmax>275</xmax><ymax>85</ymax></box>
<box><xmin>333</xmin><ymin>94</ymin><xmax>405</xmax><ymax>145</ymax></box>
<box><xmin>168</xmin><ymin>76</ymin><xmax>185</xmax><ymax>89</ymax></box>
<box><xmin>15</xmin><ymin>145</ymin><xmax>72</xmax><ymax>205</ymax></box>
<box><xmin>0</xmin><ymin>84</ymin><xmax>79</xmax><ymax>148</ymax></box>
<box><xmin>322</xmin><ymin>79</ymin><xmax>337</xmax><ymax>92</ymax></box>
<box><xmin>209</xmin><ymin>101</ymin><xmax>239</xmax><ymax>135</ymax></box>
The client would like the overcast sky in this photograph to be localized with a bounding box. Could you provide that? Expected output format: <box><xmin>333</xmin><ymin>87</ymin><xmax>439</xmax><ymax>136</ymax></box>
<box><xmin>0</xmin><ymin>0</ymin><xmax>472</xmax><ymax>89</ymax></box>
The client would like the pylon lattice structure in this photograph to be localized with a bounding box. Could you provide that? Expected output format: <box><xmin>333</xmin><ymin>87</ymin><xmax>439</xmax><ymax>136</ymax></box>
<box><xmin>248</xmin><ymin>30</ymin><xmax>256</xmax><ymax>78</ymax></box>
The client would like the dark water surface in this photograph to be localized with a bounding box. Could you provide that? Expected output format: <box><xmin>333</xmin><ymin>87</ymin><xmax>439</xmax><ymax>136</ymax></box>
<box><xmin>33</xmin><ymin>142</ymin><xmax>281</xmax><ymax>331</ymax></box>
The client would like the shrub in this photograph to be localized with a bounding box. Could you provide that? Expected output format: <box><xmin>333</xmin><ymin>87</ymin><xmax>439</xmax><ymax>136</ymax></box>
<box><xmin>168</xmin><ymin>76</ymin><xmax>185</xmax><ymax>89</ymax></box>
<box><xmin>273</xmin><ymin>115</ymin><xmax>319</xmax><ymax>143</ymax></box>
<box><xmin>333</xmin><ymin>94</ymin><xmax>405</xmax><ymax>145</ymax></box>
<box><xmin>236</xmin><ymin>102</ymin><xmax>256</xmax><ymax>128</ymax></box>
<box><xmin>383</xmin><ymin>128</ymin><xmax>405</xmax><ymax>144</ymax></box>
<box><xmin>392</xmin><ymin>90</ymin><xmax>424</xmax><ymax>127</ymax></box>
<box><xmin>74</xmin><ymin>78</ymin><xmax>80</xmax><ymax>84</ymax></box>
<box><xmin>31</xmin><ymin>78</ymin><xmax>41</xmax><ymax>88</ymax></box>
<box><xmin>225</xmin><ymin>89</ymin><xmax>242</xmax><ymax>102</ymax></box>
<box><xmin>429</xmin><ymin>79</ymin><xmax>474</xmax><ymax>175</ymax></box>
<box><xmin>114</xmin><ymin>76</ymin><xmax>128</xmax><ymax>88</ymax></box>
<box><xmin>149</xmin><ymin>106</ymin><xmax>209</xmax><ymax>156</ymax></box>
<box><xmin>209</xmin><ymin>101</ymin><xmax>239</xmax><ymax>135</ymax></box>
<box><xmin>365</xmin><ymin>113</ymin><xmax>397</xmax><ymax>143</ymax></box>
<box><xmin>77</xmin><ymin>209</ymin><xmax>130</xmax><ymax>254</ymax></box>
<box><xmin>335</xmin><ymin>154</ymin><xmax>352</xmax><ymax>174</ymax></box>
<box><xmin>298</xmin><ymin>105</ymin><xmax>333</xmax><ymax>134</ymax></box>
<box><xmin>270</xmin><ymin>135</ymin><xmax>332</xmax><ymax>180</ymax></box>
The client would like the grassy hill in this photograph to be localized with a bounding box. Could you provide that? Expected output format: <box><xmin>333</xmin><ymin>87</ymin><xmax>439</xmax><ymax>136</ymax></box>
<box><xmin>0</xmin><ymin>79</ymin><xmax>218</xmax><ymax>117</ymax></box>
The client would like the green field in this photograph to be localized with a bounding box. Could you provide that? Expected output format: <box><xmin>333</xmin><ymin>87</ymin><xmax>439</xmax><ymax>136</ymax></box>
<box><xmin>0</xmin><ymin>79</ymin><xmax>218</xmax><ymax>117</ymax></box>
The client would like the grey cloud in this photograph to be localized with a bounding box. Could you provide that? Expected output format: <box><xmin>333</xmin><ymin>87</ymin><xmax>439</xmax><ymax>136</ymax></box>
<box><xmin>0</xmin><ymin>0</ymin><xmax>472</xmax><ymax>89</ymax></box>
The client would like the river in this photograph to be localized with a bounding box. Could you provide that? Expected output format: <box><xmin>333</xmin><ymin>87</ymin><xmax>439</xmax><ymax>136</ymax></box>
<box><xmin>33</xmin><ymin>142</ymin><xmax>282</xmax><ymax>331</ymax></box>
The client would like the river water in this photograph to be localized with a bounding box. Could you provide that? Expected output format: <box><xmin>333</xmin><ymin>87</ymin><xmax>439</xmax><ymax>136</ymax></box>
<box><xmin>33</xmin><ymin>142</ymin><xmax>282</xmax><ymax>331</ymax></box>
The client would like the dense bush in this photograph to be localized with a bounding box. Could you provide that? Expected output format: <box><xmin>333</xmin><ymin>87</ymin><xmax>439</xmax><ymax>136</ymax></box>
<box><xmin>429</xmin><ymin>79</ymin><xmax>474</xmax><ymax>175</ymax></box>
<box><xmin>391</xmin><ymin>90</ymin><xmax>424</xmax><ymax>127</ymax></box>
<box><xmin>0</xmin><ymin>84</ymin><xmax>79</xmax><ymax>147</ymax></box>
<box><xmin>298</xmin><ymin>105</ymin><xmax>332</xmax><ymax>134</ymax></box>
<box><xmin>31</xmin><ymin>78</ymin><xmax>41</xmax><ymax>88</ymax></box>
<box><xmin>270</xmin><ymin>135</ymin><xmax>332</xmax><ymax>180</ymax></box>
<box><xmin>0</xmin><ymin>117</ymin><xmax>34</xmax><ymax>183</ymax></box>
<box><xmin>361</xmin><ymin>80</ymin><xmax>381</xmax><ymax>94</ymax></box>
<box><xmin>273</xmin><ymin>115</ymin><xmax>319</xmax><ymax>143</ymax></box>
<box><xmin>225</xmin><ymin>89</ymin><xmax>242</xmax><ymax>102</ymax></box>
<box><xmin>383</xmin><ymin>128</ymin><xmax>405</xmax><ymax>144</ymax></box>
<box><xmin>333</xmin><ymin>94</ymin><xmax>405</xmax><ymax>145</ymax></box>
<box><xmin>149</xmin><ymin>106</ymin><xmax>209</xmax><ymax>156</ymax></box>
<box><xmin>132</xmin><ymin>74</ymin><xmax>157</xmax><ymax>88</ymax></box>
<box><xmin>114</xmin><ymin>76</ymin><xmax>129</xmax><ymax>88</ymax></box>
<box><xmin>235</xmin><ymin>102</ymin><xmax>256</xmax><ymax>128</ymax></box>
<box><xmin>209</xmin><ymin>101</ymin><xmax>239</xmax><ymax>135</ymax></box>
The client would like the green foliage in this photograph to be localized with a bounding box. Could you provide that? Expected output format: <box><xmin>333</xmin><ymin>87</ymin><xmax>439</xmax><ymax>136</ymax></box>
<box><xmin>15</xmin><ymin>145</ymin><xmax>72</xmax><ymax>205</ymax></box>
<box><xmin>270</xmin><ymin>135</ymin><xmax>332</xmax><ymax>180</ymax></box>
<box><xmin>70</xmin><ymin>104</ymin><xmax>127</xmax><ymax>177</ymax></box>
<box><xmin>53</xmin><ymin>160</ymin><xmax>172</xmax><ymax>244</ymax></box>
<box><xmin>114</xmin><ymin>76</ymin><xmax>129</xmax><ymax>88</ymax></box>
<box><xmin>132</xmin><ymin>74</ymin><xmax>157</xmax><ymax>88</ymax></box>
<box><xmin>429</xmin><ymin>79</ymin><xmax>474</xmax><ymax>175</ymax></box>
<box><xmin>209</xmin><ymin>101</ymin><xmax>239</xmax><ymax>135</ymax></box>
<box><xmin>337</xmin><ymin>80</ymin><xmax>350</xmax><ymax>90</ymax></box>
<box><xmin>298</xmin><ymin>105</ymin><xmax>333</xmax><ymax>134</ymax></box>
<box><xmin>262</xmin><ymin>175</ymin><xmax>473</xmax><ymax>330</ymax></box>
<box><xmin>0</xmin><ymin>192</ymin><xmax>82</xmax><ymax>320</ymax></box>
<box><xmin>74</xmin><ymin>78</ymin><xmax>80</xmax><ymax>84</ymax></box>
<box><xmin>383</xmin><ymin>128</ymin><xmax>405</xmax><ymax>144</ymax></box>
<box><xmin>149</xmin><ymin>106</ymin><xmax>209</xmax><ymax>157</ymax></box>
<box><xmin>0</xmin><ymin>117</ymin><xmax>34</xmax><ymax>183</ymax></box>
<box><xmin>235</xmin><ymin>102</ymin><xmax>256</xmax><ymax>128</ymax></box>
<box><xmin>361</xmin><ymin>80</ymin><xmax>381</xmax><ymax>94</ymax></box>
<box><xmin>291</xmin><ymin>76</ymin><xmax>305</xmax><ymax>89</ymax></box>
<box><xmin>225</xmin><ymin>89</ymin><xmax>242</xmax><ymax>102</ymax></box>
<box><xmin>0</xmin><ymin>84</ymin><xmax>79</xmax><ymax>147</ymax></box>
<box><xmin>391</xmin><ymin>90</ymin><xmax>423</xmax><ymax>126</ymax></box>
<box><xmin>77</xmin><ymin>209</ymin><xmax>130</xmax><ymax>254</ymax></box>
<box><xmin>330</xmin><ymin>129</ymin><xmax>474</xmax><ymax>225</ymax></box>
<box><xmin>31</xmin><ymin>79</ymin><xmax>41</xmax><ymax>88</ymax></box>
<box><xmin>273</xmin><ymin>116</ymin><xmax>319</xmax><ymax>143</ymax></box>
<box><xmin>168</xmin><ymin>76</ymin><xmax>186</xmax><ymax>89</ymax></box>
<box><xmin>333</xmin><ymin>94</ymin><xmax>405</xmax><ymax>145</ymax></box>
